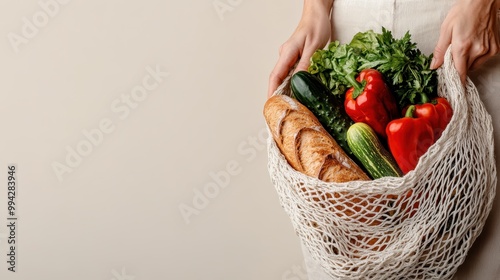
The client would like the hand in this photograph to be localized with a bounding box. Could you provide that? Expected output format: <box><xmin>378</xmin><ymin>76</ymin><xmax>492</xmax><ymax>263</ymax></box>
<box><xmin>430</xmin><ymin>0</ymin><xmax>500</xmax><ymax>84</ymax></box>
<box><xmin>267</xmin><ymin>0</ymin><xmax>333</xmax><ymax>97</ymax></box>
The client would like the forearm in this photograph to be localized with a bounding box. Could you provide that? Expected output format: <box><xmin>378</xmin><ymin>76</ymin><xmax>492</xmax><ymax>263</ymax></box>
<box><xmin>305</xmin><ymin>0</ymin><xmax>334</xmax><ymax>9</ymax></box>
<box><xmin>303</xmin><ymin>0</ymin><xmax>334</xmax><ymax>16</ymax></box>
<box><xmin>460</xmin><ymin>0</ymin><xmax>497</xmax><ymax>9</ymax></box>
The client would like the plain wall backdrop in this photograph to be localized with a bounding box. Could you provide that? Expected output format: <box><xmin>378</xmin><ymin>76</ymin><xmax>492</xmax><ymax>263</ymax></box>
<box><xmin>0</xmin><ymin>0</ymin><xmax>306</xmax><ymax>279</ymax></box>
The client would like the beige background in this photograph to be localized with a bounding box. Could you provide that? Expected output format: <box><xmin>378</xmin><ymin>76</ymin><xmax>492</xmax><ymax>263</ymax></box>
<box><xmin>0</xmin><ymin>0</ymin><xmax>308</xmax><ymax>279</ymax></box>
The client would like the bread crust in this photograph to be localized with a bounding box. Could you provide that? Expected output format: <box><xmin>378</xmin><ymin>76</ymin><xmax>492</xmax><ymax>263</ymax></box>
<box><xmin>264</xmin><ymin>95</ymin><xmax>369</xmax><ymax>182</ymax></box>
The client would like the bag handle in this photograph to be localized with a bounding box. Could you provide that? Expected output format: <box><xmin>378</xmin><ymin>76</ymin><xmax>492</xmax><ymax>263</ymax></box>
<box><xmin>437</xmin><ymin>45</ymin><xmax>469</xmax><ymax>118</ymax></box>
<box><xmin>271</xmin><ymin>62</ymin><xmax>297</xmax><ymax>97</ymax></box>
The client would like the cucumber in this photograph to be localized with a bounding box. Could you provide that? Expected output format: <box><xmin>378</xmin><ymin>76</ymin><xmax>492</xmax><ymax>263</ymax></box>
<box><xmin>347</xmin><ymin>122</ymin><xmax>402</xmax><ymax>179</ymax></box>
<box><xmin>290</xmin><ymin>71</ymin><xmax>355</xmax><ymax>158</ymax></box>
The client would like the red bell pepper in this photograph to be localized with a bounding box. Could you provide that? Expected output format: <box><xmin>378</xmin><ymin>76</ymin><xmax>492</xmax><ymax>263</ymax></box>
<box><xmin>402</xmin><ymin>97</ymin><xmax>453</xmax><ymax>140</ymax></box>
<box><xmin>386</xmin><ymin>105</ymin><xmax>434</xmax><ymax>174</ymax></box>
<box><xmin>344</xmin><ymin>69</ymin><xmax>399</xmax><ymax>139</ymax></box>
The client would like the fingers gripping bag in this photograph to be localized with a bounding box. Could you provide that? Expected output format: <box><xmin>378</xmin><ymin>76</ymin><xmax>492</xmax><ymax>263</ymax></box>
<box><xmin>264</xmin><ymin>47</ymin><xmax>497</xmax><ymax>279</ymax></box>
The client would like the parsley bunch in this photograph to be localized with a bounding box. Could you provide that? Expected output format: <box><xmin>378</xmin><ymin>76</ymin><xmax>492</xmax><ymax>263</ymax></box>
<box><xmin>308</xmin><ymin>28</ymin><xmax>436</xmax><ymax>109</ymax></box>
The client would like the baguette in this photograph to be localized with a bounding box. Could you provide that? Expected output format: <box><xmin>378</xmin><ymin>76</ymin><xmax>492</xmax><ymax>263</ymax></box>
<box><xmin>263</xmin><ymin>95</ymin><xmax>369</xmax><ymax>182</ymax></box>
<box><xmin>265</xmin><ymin>94</ymin><xmax>391</xmax><ymax>254</ymax></box>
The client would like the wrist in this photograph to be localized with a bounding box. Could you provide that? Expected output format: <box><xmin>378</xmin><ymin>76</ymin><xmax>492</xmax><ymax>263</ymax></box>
<box><xmin>302</xmin><ymin>0</ymin><xmax>333</xmax><ymax>18</ymax></box>
<box><xmin>303</xmin><ymin>0</ymin><xmax>334</xmax><ymax>12</ymax></box>
<box><xmin>460</xmin><ymin>0</ymin><xmax>496</xmax><ymax>7</ymax></box>
<box><xmin>304</xmin><ymin>0</ymin><xmax>334</xmax><ymax>8</ymax></box>
<box><xmin>456</xmin><ymin>0</ymin><xmax>498</xmax><ymax>18</ymax></box>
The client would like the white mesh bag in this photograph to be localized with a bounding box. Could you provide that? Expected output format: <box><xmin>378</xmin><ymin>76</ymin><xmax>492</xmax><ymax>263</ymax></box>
<box><xmin>266</xmin><ymin>47</ymin><xmax>497</xmax><ymax>279</ymax></box>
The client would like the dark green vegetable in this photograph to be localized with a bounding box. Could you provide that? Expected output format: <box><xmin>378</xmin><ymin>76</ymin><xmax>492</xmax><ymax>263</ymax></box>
<box><xmin>290</xmin><ymin>71</ymin><xmax>355</xmax><ymax>159</ymax></box>
<box><xmin>347</xmin><ymin>122</ymin><xmax>403</xmax><ymax>179</ymax></box>
<box><xmin>308</xmin><ymin>27</ymin><xmax>437</xmax><ymax>109</ymax></box>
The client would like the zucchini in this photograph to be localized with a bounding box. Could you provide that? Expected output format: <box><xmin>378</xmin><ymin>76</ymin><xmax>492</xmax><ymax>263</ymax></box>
<box><xmin>347</xmin><ymin>122</ymin><xmax>402</xmax><ymax>179</ymax></box>
<box><xmin>290</xmin><ymin>71</ymin><xmax>355</xmax><ymax>159</ymax></box>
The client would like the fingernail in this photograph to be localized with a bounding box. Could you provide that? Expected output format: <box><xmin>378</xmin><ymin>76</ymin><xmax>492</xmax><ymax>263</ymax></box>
<box><xmin>430</xmin><ymin>57</ymin><xmax>436</xmax><ymax>69</ymax></box>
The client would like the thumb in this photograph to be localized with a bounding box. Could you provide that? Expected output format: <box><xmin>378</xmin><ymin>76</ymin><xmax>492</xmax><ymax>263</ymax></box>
<box><xmin>430</xmin><ymin>34</ymin><xmax>451</xmax><ymax>70</ymax></box>
<box><xmin>430</xmin><ymin>45</ymin><xmax>448</xmax><ymax>70</ymax></box>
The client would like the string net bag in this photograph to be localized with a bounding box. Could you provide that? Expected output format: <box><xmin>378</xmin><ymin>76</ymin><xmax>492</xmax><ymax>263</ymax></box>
<box><xmin>266</xmin><ymin>47</ymin><xmax>497</xmax><ymax>279</ymax></box>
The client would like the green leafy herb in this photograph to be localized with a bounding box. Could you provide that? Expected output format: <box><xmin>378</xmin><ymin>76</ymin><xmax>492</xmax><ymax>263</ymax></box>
<box><xmin>308</xmin><ymin>28</ymin><xmax>437</xmax><ymax>109</ymax></box>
